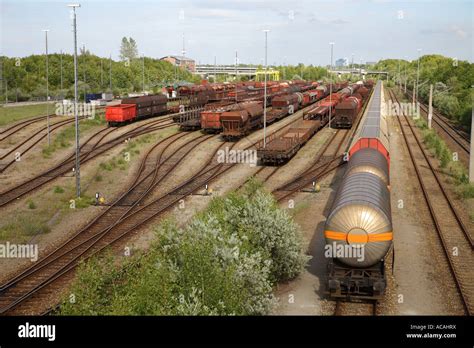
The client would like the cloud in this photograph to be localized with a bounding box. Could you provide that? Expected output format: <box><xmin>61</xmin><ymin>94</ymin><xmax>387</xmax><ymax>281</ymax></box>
<box><xmin>307</xmin><ymin>15</ymin><xmax>349</xmax><ymax>25</ymax></box>
<box><xmin>450</xmin><ymin>25</ymin><xmax>467</xmax><ymax>38</ymax></box>
<box><xmin>330</xmin><ymin>18</ymin><xmax>349</xmax><ymax>25</ymax></box>
<box><xmin>421</xmin><ymin>25</ymin><xmax>468</xmax><ymax>39</ymax></box>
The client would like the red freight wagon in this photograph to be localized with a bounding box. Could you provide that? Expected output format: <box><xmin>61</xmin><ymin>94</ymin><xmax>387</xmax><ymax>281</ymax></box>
<box><xmin>105</xmin><ymin>104</ymin><xmax>136</xmax><ymax>126</ymax></box>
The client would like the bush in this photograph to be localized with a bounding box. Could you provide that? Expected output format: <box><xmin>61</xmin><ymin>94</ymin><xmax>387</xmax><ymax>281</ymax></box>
<box><xmin>59</xmin><ymin>180</ymin><xmax>309</xmax><ymax>315</ymax></box>
<box><xmin>27</xmin><ymin>200</ymin><xmax>36</xmax><ymax>209</ymax></box>
<box><xmin>54</xmin><ymin>186</ymin><xmax>65</xmax><ymax>194</ymax></box>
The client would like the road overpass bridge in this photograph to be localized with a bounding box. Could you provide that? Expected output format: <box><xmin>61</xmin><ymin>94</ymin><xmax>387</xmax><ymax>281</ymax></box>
<box><xmin>329</xmin><ymin>68</ymin><xmax>389</xmax><ymax>78</ymax></box>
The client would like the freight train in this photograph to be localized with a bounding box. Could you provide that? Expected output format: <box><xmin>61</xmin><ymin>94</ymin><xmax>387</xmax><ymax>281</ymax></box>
<box><xmin>221</xmin><ymin>85</ymin><xmax>328</xmax><ymax>140</ymax></box>
<box><xmin>105</xmin><ymin>92</ymin><xmax>210</xmax><ymax>126</ymax></box>
<box><xmin>105</xmin><ymin>80</ymin><xmax>323</xmax><ymax>127</ymax></box>
<box><xmin>333</xmin><ymin>81</ymin><xmax>375</xmax><ymax>128</ymax></box>
<box><xmin>324</xmin><ymin>81</ymin><xmax>392</xmax><ymax>300</ymax></box>
<box><xmin>257</xmin><ymin>83</ymin><xmax>366</xmax><ymax>164</ymax></box>
<box><xmin>202</xmin><ymin>82</ymin><xmax>319</xmax><ymax>134</ymax></box>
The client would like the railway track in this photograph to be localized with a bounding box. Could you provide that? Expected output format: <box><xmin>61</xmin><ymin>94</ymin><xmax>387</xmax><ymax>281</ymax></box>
<box><xmin>0</xmin><ymin>114</ymin><xmax>56</xmax><ymax>140</ymax></box>
<box><xmin>0</xmin><ymin>131</ymin><xmax>219</xmax><ymax>315</ymax></box>
<box><xmin>0</xmin><ymin>100</ymin><xmax>332</xmax><ymax>315</ymax></box>
<box><xmin>334</xmin><ymin>299</ymin><xmax>377</xmax><ymax>316</ymax></box>
<box><xmin>0</xmin><ymin>116</ymin><xmax>175</xmax><ymax>207</ymax></box>
<box><xmin>404</xmin><ymin>89</ymin><xmax>470</xmax><ymax>156</ymax></box>
<box><xmin>389</xmin><ymin>89</ymin><xmax>473</xmax><ymax>316</ymax></box>
<box><xmin>242</xmin><ymin>85</ymin><xmax>375</xmax><ymax>201</ymax></box>
<box><xmin>272</xmin><ymin>129</ymin><xmax>349</xmax><ymax>202</ymax></box>
<box><xmin>0</xmin><ymin>116</ymin><xmax>89</xmax><ymax>173</ymax></box>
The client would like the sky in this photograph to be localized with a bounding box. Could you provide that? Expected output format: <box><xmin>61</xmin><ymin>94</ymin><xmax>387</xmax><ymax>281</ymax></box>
<box><xmin>1</xmin><ymin>0</ymin><xmax>472</xmax><ymax>65</ymax></box>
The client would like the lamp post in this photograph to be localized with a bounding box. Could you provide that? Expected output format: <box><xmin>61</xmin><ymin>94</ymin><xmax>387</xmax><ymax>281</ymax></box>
<box><xmin>235</xmin><ymin>50</ymin><xmax>238</xmax><ymax>102</ymax></box>
<box><xmin>214</xmin><ymin>55</ymin><xmax>217</xmax><ymax>82</ymax></box>
<box><xmin>142</xmin><ymin>54</ymin><xmax>145</xmax><ymax>93</ymax></box>
<box><xmin>329</xmin><ymin>42</ymin><xmax>334</xmax><ymax>128</ymax></box>
<box><xmin>263</xmin><ymin>29</ymin><xmax>270</xmax><ymax>148</ymax></box>
<box><xmin>416</xmin><ymin>48</ymin><xmax>422</xmax><ymax>103</ymax></box>
<box><xmin>351</xmin><ymin>53</ymin><xmax>354</xmax><ymax>79</ymax></box>
<box><xmin>82</xmin><ymin>43</ymin><xmax>86</xmax><ymax>102</ymax></box>
<box><xmin>109</xmin><ymin>54</ymin><xmax>112</xmax><ymax>91</ymax></box>
<box><xmin>68</xmin><ymin>3</ymin><xmax>81</xmax><ymax>197</ymax></box>
<box><xmin>60</xmin><ymin>49</ymin><xmax>64</xmax><ymax>91</ymax></box>
<box><xmin>42</xmin><ymin>29</ymin><xmax>50</xmax><ymax>146</ymax></box>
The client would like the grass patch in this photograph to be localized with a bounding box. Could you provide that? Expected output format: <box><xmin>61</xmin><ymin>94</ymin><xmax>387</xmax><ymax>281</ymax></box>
<box><xmin>27</xmin><ymin>200</ymin><xmax>37</xmax><ymax>209</ymax></box>
<box><xmin>416</xmin><ymin>118</ymin><xmax>474</xmax><ymax>199</ymax></box>
<box><xmin>0</xmin><ymin>215</ymin><xmax>51</xmax><ymax>241</ymax></box>
<box><xmin>54</xmin><ymin>186</ymin><xmax>65</xmax><ymax>194</ymax></box>
<box><xmin>0</xmin><ymin>103</ymin><xmax>55</xmax><ymax>126</ymax></box>
<box><xmin>289</xmin><ymin>200</ymin><xmax>311</xmax><ymax>216</ymax></box>
<box><xmin>96</xmin><ymin>133</ymin><xmax>157</xmax><ymax>174</ymax></box>
<box><xmin>42</xmin><ymin>116</ymin><xmax>105</xmax><ymax>158</ymax></box>
<box><xmin>73</xmin><ymin>196</ymin><xmax>95</xmax><ymax>209</ymax></box>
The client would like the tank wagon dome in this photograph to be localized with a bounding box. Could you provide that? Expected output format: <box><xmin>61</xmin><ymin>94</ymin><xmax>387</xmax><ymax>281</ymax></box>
<box><xmin>345</xmin><ymin>148</ymin><xmax>390</xmax><ymax>186</ymax></box>
<box><xmin>324</xmin><ymin>171</ymin><xmax>393</xmax><ymax>268</ymax></box>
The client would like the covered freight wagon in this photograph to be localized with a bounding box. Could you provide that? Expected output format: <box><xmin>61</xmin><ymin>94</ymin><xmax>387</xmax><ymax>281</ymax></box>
<box><xmin>334</xmin><ymin>94</ymin><xmax>362</xmax><ymax>128</ymax></box>
<box><xmin>220</xmin><ymin>102</ymin><xmax>263</xmax><ymax>140</ymax></box>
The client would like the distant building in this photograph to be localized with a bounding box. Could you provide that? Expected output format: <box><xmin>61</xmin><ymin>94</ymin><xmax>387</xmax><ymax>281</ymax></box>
<box><xmin>160</xmin><ymin>55</ymin><xmax>196</xmax><ymax>72</ymax></box>
<box><xmin>335</xmin><ymin>58</ymin><xmax>349</xmax><ymax>67</ymax></box>
<box><xmin>365</xmin><ymin>61</ymin><xmax>377</xmax><ymax>66</ymax></box>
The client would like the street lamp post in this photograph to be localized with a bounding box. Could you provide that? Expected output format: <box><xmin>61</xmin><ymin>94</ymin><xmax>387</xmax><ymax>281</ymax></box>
<box><xmin>235</xmin><ymin>50</ymin><xmax>238</xmax><ymax>102</ymax></box>
<box><xmin>398</xmin><ymin>59</ymin><xmax>401</xmax><ymax>89</ymax></box>
<box><xmin>142</xmin><ymin>54</ymin><xmax>145</xmax><ymax>93</ymax></box>
<box><xmin>404</xmin><ymin>57</ymin><xmax>408</xmax><ymax>93</ymax></box>
<box><xmin>68</xmin><ymin>3</ymin><xmax>81</xmax><ymax>198</ymax></box>
<box><xmin>351</xmin><ymin>53</ymin><xmax>354</xmax><ymax>79</ymax></box>
<box><xmin>109</xmin><ymin>54</ymin><xmax>112</xmax><ymax>91</ymax></box>
<box><xmin>329</xmin><ymin>42</ymin><xmax>334</xmax><ymax>128</ymax></box>
<box><xmin>416</xmin><ymin>48</ymin><xmax>422</xmax><ymax>103</ymax></box>
<box><xmin>263</xmin><ymin>29</ymin><xmax>269</xmax><ymax>148</ymax></box>
<box><xmin>43</xmin><ymin>29</ymin><xmax>50</xmax><ymax>146</ymax></box>
<box><xmin>60</xmin><ymin>49</ymin><xmax>64</xmax><ymax>91</ymax></box>
<box><xmin>82</xmin><ymin>43</ymin><xmax>86</xmax><ymax>102</ymax></box>
<box><xmin>214</xmin><ymin>56</ymin><xmax>217</xmax><ymax>82</ymax></box>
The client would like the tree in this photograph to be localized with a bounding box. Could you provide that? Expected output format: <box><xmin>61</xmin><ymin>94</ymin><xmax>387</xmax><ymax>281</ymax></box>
<box><xmin>80</xmin><ymin>46</ymin><xmax>90</xmax><ymax>55</ymax></box>
<box><xmin>119</xmin><ymin>37</ymin><xmax>138</xmax><ymax>62</ymax></box>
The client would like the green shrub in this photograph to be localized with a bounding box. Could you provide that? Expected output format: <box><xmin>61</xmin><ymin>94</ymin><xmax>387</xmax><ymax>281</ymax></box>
<box><xmin>27</xmin><ymin>200</ymin><xmax>36</xmax><ymax>209</ymax></box>
<box><xmin>59</xmin><ymin>180</ymin><xmax>309</xmax><ymax>315</ymax></box>
<box><xmin>54</xmin><ymin>186</ymin><xmax>65</xmax><ymax>194</ymax></box>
